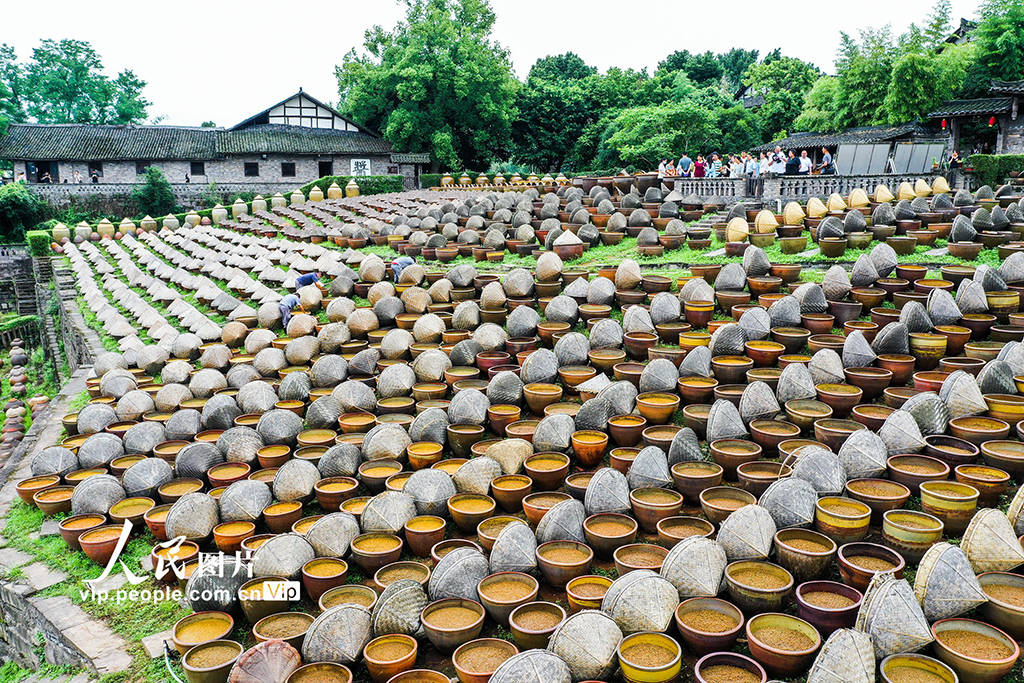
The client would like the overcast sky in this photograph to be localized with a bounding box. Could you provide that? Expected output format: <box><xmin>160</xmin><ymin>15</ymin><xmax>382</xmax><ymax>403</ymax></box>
<box><xmin>4</xmin><ymin>0</ymin><xmax>980</xmax><ymax>127</ymax></box>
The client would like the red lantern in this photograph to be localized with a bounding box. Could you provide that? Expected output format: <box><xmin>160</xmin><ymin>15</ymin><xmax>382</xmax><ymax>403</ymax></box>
<box><xmin>989</xmin><ymin>116</ymin><xmax>997</xmax><ymax>127</ymax></box>
<box><xmin>941</xmin><ymin>118</ymin><xmax>947</xmax><ymax>129</ymax></box>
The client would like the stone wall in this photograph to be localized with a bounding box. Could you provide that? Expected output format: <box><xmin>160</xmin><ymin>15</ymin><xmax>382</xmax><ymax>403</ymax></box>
<box><xmin>1004</xmin><ymin>117</ymin><xmax>1024</xmax><ymax>155</ymax></box>
<box><xmin>19</xmin><ymin>154</ymin><xmax>393</xmax><ymax>187</ymax></box>
<box><xmin>28</xmin><ymin>181</ymin><xmax>297</xmax><ymax>212</ymax></box>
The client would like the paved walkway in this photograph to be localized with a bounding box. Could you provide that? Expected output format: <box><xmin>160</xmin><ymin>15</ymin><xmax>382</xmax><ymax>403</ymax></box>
<box><xmin>0</xmin><ymin>342</ymin><xmax>133</xmax><ymax>678</ymax></box>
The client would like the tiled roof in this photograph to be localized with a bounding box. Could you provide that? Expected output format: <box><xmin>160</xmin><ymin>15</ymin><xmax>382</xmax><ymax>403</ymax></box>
<box><xmin>752</xmin><ymin>122</ymin><xmax>922</xmax><ymax>152</ymax></box>
<box><xmin>390</xmin><ymin>152</ymin><xmax>431</xmax><ymax>164</ymax></box>
<box><xmin>0</xmin><ymin>124</ymin><xmax>217</xmax><ymax>160</ymax></box>
<box><xmin>990</xmin><ymin>80</ymin><xmax>1024</xmax><ymax>95</ymax></box>
<box><xmin>927</xmin><ymin>97</ymin><xmax>1013</xmax><ymax>117</ymax></box>
<box><xmin>217</xmin><ymin>125</ymin><xmax>393</xmax><ymax>156</ymax></box>
<box><xmin>0</xmin><ymin>122</ymin><xmax>396</xmax><ymax>160</ymax></box>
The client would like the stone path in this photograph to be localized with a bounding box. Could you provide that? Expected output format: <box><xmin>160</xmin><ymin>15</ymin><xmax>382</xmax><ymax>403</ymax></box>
<box><xmin>0</xmin><ymin>346</ymin><xmax>134</xmax><ymax>678</ymax></box>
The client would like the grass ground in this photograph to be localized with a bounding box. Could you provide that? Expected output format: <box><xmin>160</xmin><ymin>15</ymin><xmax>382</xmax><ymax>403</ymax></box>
<box><xmin>1</xmin><ymin>499</ymin><xmax>191</xmax><ymax>682</ymax></box>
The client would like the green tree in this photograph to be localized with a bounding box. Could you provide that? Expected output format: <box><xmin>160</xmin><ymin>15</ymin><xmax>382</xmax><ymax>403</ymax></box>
<box><xmin>657</xmin><ymin>50</ymin><xmax>691</xmax><ymax>73</ymax></box>
<box><xmin>684</xmin><ymin>52</ymin><xmax>724</xmax><ymax>86</ymax></box>
<box><xmin>597</xmin><ymin>102</ymin><xmax>718</xmax><ymax>168</ymax></box>
<box><xmin>200</xmin><ymin>121</ymin><xmax>217</xmax><ymax>127</ymax></box>
<box><xmin>973</xmin><ymin>0</ymin><xmax>1024</xmax><ymax>83</ymax></box>
<box><xmin>882</xmin><ymin>53</ymin><xmax>944</xmax><ymax>124</ymax></box>
<box><xmin>131</xmin><ymin>167</ymin><xmax>177</xmax><ymax>218</ymax></box>
<box><xmin>21</xmin><ymin>39</ymin><xmax>150</xmax><ymax>124</ymax></box>
<box><xmin>0</xmin><ymin>44</ymin><xmax>23</xmax><ymax>131</ymax></box>
<box><xmin>527</xmin><ymin>52</ymin><xmax>595</xmax><ymax>81</ymax></box>
<box><xmin>715</xmin><ymin>105</ymin><xmax>762</xmax><ymax>154</ymax></box>
<box><xmin>884</xmin><ymin>42</ymin><xmax>973</xmax><ymax>124</ymax></box>
<box><xmin>718</xmin><ymin>48</ymin><xmax>759</xmax><ymax>90</ymax></box>
<box><xmin>336</xmin><ymin>0</ymin><xmax>517</xmax><ymax>170</ymax></box>
<box><xmin>742</xmin><ymin>56</ymin><xmax>819</xmax><ymax>139</ymax></box>
<box><xmin>900</xmin><ymin>0</ymin><xmax>953</xmax><ymax>52</ymax></box>
<box><xmin>794</xmin><ymin>76</ymin><xmax>840</xmax><ymax>132</ymax></box>
<box><xmin>832</xmin><ymin>27</ymin><xmax>895</xmax><ymax>127</ymax></box>
<box><xmin>0</xmin><ymin>183</ymin><xmax>50</xmax><ymax>242</ymax></box>
<box><xmin>512</xmin><ymin>78</ymin><xmax>591</xmax><ymax>170</ymax></box>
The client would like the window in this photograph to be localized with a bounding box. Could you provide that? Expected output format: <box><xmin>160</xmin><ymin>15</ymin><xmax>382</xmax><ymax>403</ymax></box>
<box><xmin>244</xmin><ymin>162</ymin><xmax>259</xmax><ymax>177</ymax></box>
<box><xmin>318</xmin><ymin>160</ymin><xmax>333</xmax><ymax>177</ymax></box>
<box><xmin>281</xmin><ymin>162</ymin><xmax>296</xmax><ymax>177</ymax></box>
<box><xmin>387</xmin><ymin>165</ymin><xmax>399</xmax><ymax>174</ymax></box>
<box><xmin>135</xmin><ymin>161</ymin><xmax>151</xmax><ymax>175</ymax></box>
<box><xmin>88</xmin><ymin>161</ymin><xmax>103</xmax><ymax>177</ymax></box>
<box><xmin>190</xmin><ymin>162</ymin><xmax>205</xmax><ymax>176</ymax></box>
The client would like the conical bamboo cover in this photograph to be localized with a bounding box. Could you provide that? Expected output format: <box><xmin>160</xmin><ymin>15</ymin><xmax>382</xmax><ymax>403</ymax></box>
<box><xmin>855</xmin><ymin>573</ymin><xmax>933</xmax><ymax>659</ymax></box>
<box><xmin>848</xmin><ymin>188</ymin><xmax>870</xmax><ymax>208</ymax></box>
<box><xmin>932</xmin><ymin>176</ymin><xmax>950</xmax><ymax>194</ymax></box>
<box><xmin>913</xmin><ymin>542</ymin><xmax>987</xmax><ymax>621</ymax></box>
<box><xmin>914</xmin><ymin>178</ymin><xmax>931</xmax><ymax>197</ymax></box>
<box><xmin>754</xmin><ymin>209</ymin><xmax>778</xmax><ymax>233</ymax></box>
<box><xmin>806</xmin><ymin>629</ymin><xmax>875</xmax><ymax>683</ymax></box>
<box><xmin>940</xmin><ymin>371</ymin><xmax>988</xmax><ymax>419</ymax></box>
<box><xmin>792</xmin><ymin>446</ymin><xmax>847</xmax><ymax>495</ymax></box>
<box><xmin>1006</xmin><ymin>486</ymin><xmax>1024</xmax><ymax>536</ymax></box>
<box><xmin>807</xmin><ymin>197</ymin><xmax>828</xmax><ymax>218</ymax></box>
<box><xmin>874</xmin><ymin>184</ymin><xmax>895</xmax><ymax>203</ymax></box>
<box><xmin>961</xmin><ymin>508</ymin><xmax>1024</xmax><ymax>573</ymax></box>
<box><xmin>659</xmin><ymin>536</ymin><xmax>727</xmax><ymax>598</ymax></box>
<box><xmin>878</xmin><ymin>410</ymin><xmax>926</xmax><ymax>455</ymax></box>
<box><xmin>897</xmin><ymin>181</ymin><xmax>915</xmax><ymax>200</ymax></box>
<box><xmin>726</xmin><ymin>217</ymin><xmax>750</xmax><ymax>242</ymax></box>
<box><xmin>783</xmin><ymin>201</ymin><xmax>805</xmax><ymax>225</ymax></box>
<box><xmin>716</xmin><ymin>504</ymin><xmax>776</xmax><ymax>561</ymax></box>
<box><xmin>826</xmin><ymin>193</ymin><xmax>847</xmax><ymax>212</ymax></box>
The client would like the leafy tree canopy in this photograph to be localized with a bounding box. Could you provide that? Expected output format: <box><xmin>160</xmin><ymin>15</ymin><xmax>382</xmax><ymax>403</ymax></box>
<box><xmin>742</xmin><ymin>56</ymin><xmax>819</xmax><ymax>139</ymax></box>
<box><xmin>527</xmin><ymin>52</ymin><xmax>596</xmax><ymax>81</ymax></box>
<box><xmin>597</xmin><ymin>101</ymin><xmax>718</xmax><ymax>168</ymax></box>
<box><xmin>336</xmin><ymin>0</ymin><xmax>518</xmax><ymax>170</ymax></box>
<box><xmin>972</xmin><ymin>0</ymin><xmax>1024</xmax><ymax>83</ymax></box>
<box><xmin>3</xmin><ymin>39</ymin><xmax>151</xmax><ymax>124</ymax></box>
<box><xmin>657</xmin><ymin>48</ymin><xmax>757</xmax><ymax>90</ymax></box>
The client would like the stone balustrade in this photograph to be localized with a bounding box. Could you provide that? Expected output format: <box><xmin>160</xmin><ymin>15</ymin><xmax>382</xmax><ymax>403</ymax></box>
<box><xmin>670</xmin><ymin>177</ymin><xmax>748</xmax><ymax>198</ymax></box>
<box><xmin>674</xmin><ymin>173</ymin><xmax>966</xmax><ymax>204</ymax></box>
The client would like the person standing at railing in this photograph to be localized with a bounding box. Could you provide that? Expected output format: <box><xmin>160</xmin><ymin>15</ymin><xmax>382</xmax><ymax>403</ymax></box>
<box><xmin>678</xmin><ymin>153</ymin><xmax>693</xmax><ymax>178</ymax></box>
<box><xmin>694</xmin><ymin>156</ymin><xmax>706</xmax><ymax>178</ymax></box>
<box><xmin>818</xmin><ymin>147</ymin><xmax>835</xmax><ymax>175</ymax></box>
<box><xmin>785</xmin><ymin>151</ymin><xmax>801</xmax><ymax>175</ymax></box>
<box><xmin>708</xmin><ymin>154</ymin><xmax>722</xmax><ymax>178</ymax></box>
<box><xmin>798</xmin><ymin>151</ymin><xmax>812</xmax><ymax>175</ymax></box>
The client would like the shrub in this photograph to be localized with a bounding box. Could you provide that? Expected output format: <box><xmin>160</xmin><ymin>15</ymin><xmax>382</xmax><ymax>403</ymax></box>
<box><xmin>25</xmin><ymin>229</ymin><xmax>52</xmax><ymax>256</ymax></box>
<box><xmin>0</xmin><ymin>183</ymin><xmax>50</xmax><ymax>243</ymax></box>
<box><xmin>298</xmin><ymin>175</ymin><xmax>405</xmax><ymax>197</ymax></box>
<box><xmin>131</xmin><ymin>167</ymin><xmax>178</xmax><ymax>217</ymax></box>
<box><xmin>968</xmin><ymin>154</ymin><xmax>1024</xmax><ymax>188</ymax></box>
<box><xmin>419</xmin><ymin>173</ymin><xmax>443</xmax><ymax>188</ymax></box>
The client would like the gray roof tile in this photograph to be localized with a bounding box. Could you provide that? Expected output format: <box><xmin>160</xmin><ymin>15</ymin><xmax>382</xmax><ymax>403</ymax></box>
<box><xmin>0</xmin><ymin>122</ymin><xmax>397</xmax><ymax>160</ymax></box>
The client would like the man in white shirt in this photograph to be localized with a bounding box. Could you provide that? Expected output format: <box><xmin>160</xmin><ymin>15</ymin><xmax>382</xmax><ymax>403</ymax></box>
<box><xmin>798</xmin><ymin>151</ymin><xmax>813</xmax><ymax>174</ymax></box>
<box><xmin>770</xmin><ymin>146</ymin><xmax>786</xmax><ymax>174</ymax></box>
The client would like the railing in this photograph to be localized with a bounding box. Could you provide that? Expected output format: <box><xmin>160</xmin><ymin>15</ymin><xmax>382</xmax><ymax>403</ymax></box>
<box><xmin>672</xmin><ymin>173</ymin><xmax>965</xmax><ymax>203</ymax></box>
<box><xmin>670</xmin><ymin>177</ymin><xmax>747</xmax><ymax>198</ymax></box>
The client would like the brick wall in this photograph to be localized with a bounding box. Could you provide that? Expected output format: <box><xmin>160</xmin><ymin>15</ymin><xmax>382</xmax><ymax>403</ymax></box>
<box><xmin>26</xmin><ymin>154</ymin><xmax>394</xmax><ymax>187</ymax></box>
